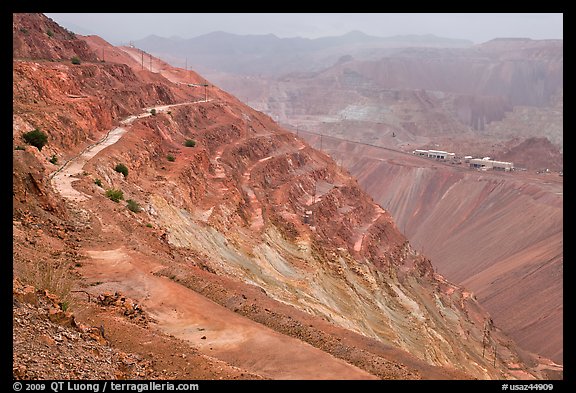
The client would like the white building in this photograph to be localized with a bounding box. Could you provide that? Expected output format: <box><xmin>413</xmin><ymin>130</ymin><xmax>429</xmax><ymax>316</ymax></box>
<box><xmin>427</xmin><ymin>150</ymin><xmax>448</xmax><ymax>159</ymax></box>
<box><xmin>412</xmin><ymin>149</ymin><xmax>455</xmax><ymax>160</ymax></box>
<box><xmin>470</xmin><ymin>158</ymin><xmax>514</xmax><ymax>171</ymax></box>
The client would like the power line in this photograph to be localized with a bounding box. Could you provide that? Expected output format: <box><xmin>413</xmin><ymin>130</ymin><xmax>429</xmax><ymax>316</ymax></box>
<box><xmin>292</xmin><ymin>127</ymin><xmax>471</xmax><ymax>171</ymax></box>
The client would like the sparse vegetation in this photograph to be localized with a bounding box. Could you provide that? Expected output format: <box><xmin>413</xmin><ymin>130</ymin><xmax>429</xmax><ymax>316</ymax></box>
<box><xmin>105</xmin><ymin>188</ymin><xmax>124</xmax><ymax>203</ymax></box>
<box><xmin>167</xmin><ymin>154</ymin><xmax>175</xmax><ymax>162</ymax></box>
<box><xmin>184</xmin><ymin>139</ymin><xmax>196</xmax><ymax>148</ymax></box>
<box><xmin>46</xmin><ymin>29</ymin><xmax>54</xmax><ymax>37</ymax></box>
<box><xmin>114</xmin><ymin>163</ymin><xmax>129</xmax><ymax>177</ymax></box>
<box><xmin>126</xmin><ymin>199</ymin><xmax>141</xmax><ymax>213</ymax></box>
<box><xmin>71</xmin><ymin>56</ymin><xmax>81</xmax><ymax>65</ymax></box>
<box><xmin>49</xmin><ymin>154</ymin><xmax>58</xmax><ymax>165</ymax></box>
<box><xmin>146</xmin><ymin>223</ymin><xmax>153</xmax><ymax>228</ymax></box>
<box><xmin>64</xmin><ymin>28</ymin><xmax>76</xmax><ymax>40</ymax></box>
<box><xmin>150</xmin><ymin>108</ymin><xmax>157</xmax><ymax>116</ymax></box>
<box><xmin>19</xmin><ymin>27</ymin><xmax>28</xmax><ymax>34</ymax></box>
<box><xmin>22</xmin><ymin>128</ymin><xmax>48</xmax><ymax>151</ymax></box>
<box><xmin>15</xmin><ymin>259</ymin><xmax>74</xmax><ymax>306</ymax></box>
<box><xmin>94</xmin><ymin>178</ymin><xmax>102</xmax><ymax>187</ymax></box>
<box><xmin>15</xmin><ymin>145</ymin><xmax>25</xmax><ymax>151</ymax></box>
<box><xmin>60</xmin><ymin>301</ymin><xmax>70</xmax><ymax>311</ymax></box>
<box><xmin>167</xmin><ymin>110</ymin><xmax>172</xmax><ymax>115</ymax></box>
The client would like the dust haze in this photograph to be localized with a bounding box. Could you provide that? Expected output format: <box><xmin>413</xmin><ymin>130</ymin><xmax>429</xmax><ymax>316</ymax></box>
<box><xmin>46</xmin><ymin>13</ymin><xmax>563</xmax><ymax>44</ymax></box>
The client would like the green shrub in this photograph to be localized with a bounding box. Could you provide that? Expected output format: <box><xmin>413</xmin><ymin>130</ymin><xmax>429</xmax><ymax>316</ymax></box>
<box><xmin>167</xmin><ymin>110</ymin><xmax>172</xmax><ymax>115</ymax></box>
<box><xmin>15</xmin><ymin>145</ymin><xmax>25</xmax><ymax>151</ymax></box>
<box><xmin>126</xmin><ymin>199</ymin><xmax>141</xmax><ymax>213</ymax></box>
<box><xmin>167</xmin><ymin>154</ymin><xmax>175</xmax><ymax>162</ymax></box>
<box><xmin>46</xmin><ymin>29</ymin><xmax>54</xmax><ymax>37</ymax></box>
<box><xmin>49</xmin><ymin>154</ymin><xmax>58</xmax><ymax>164</ymax></box>
<box><xmin>184</xmin><ymin>139</ymin><xmax>196</xmax><ymax>148</ymax></box>
<box><xmin>60</xmin><ymin>301</ymin><xmax>70</xmax><ymax>311</ymax></box>
<box><xmin>71</xmin><ymin>56</ymin><xmax>81</xmax><ymax>65</ymax></box>
<box><xmin>105</xmin><ymin>188</ymin><xmax>124</xmax><ymax>203</ymax></box>
<box><xmin>94</xmin><ymin>178</ymin><xmax>102</xmax><ymax>187</ymax></box>
<box><xmin>150</xmin><ymin>108</ymin><xmax>157</xmax><ymax>116</ymax></box>
<box><xmin>114</xmin><ymin>163</ymin><xmax>128</xmax><ymax>177</ymax></box>
<box><xmin>22</xmin><ymin>128</ymin><xmax>48</xmax><ymax>151</ymax></box>
<box><xmin>146</xmin><ymin>223</ymin><xmax>153</xmax><ymax>228</ymax></box>
<box><xmin>20</xmin><ymin>27</ymin><xmax>28</xmax><ymax>34</ymax></box>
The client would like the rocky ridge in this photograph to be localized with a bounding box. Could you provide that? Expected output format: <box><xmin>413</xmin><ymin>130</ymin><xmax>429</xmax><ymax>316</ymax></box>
<box><xmin>12</xmin><ymin>13</ymin><xmax>562</xmax><ymax>380</ymax></box>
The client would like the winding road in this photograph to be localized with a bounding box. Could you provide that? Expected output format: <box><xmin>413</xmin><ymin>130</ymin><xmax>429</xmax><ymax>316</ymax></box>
<box><xmin>50</xmin><ymin>100</ymin><xmax>377</xmax><ymax>380</ymax></box>
<box><xmin>50</xmin><ymin>100</ymin><xmax>207</xmax><ymax>202</ymax></box>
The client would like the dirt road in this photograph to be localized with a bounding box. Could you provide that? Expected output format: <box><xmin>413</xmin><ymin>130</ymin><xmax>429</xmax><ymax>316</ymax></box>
<box><xmin>49</xmin><ymin>100</ymin><xmax>207</xmax><ymax>202</ymax></box>
<box><xmin>82</xmin><ymin>247</ymin><xmax>376</xmax><ymax>379</ymax></box>
<box><xmin>50</xmin><ymin>103</ymin><xmax>377</xmax><ymax>379</ymax></box>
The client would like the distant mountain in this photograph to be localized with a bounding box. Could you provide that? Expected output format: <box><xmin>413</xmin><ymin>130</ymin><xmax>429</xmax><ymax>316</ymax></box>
<box><xmin>133</xmin><ymin>30</ymin><xmax>473</xmax><ymax>76</ymax></box>
<box><xmin>384</xmin><ymin>33</ymin><xmax>472</xmax><ymax>45</ymax></box>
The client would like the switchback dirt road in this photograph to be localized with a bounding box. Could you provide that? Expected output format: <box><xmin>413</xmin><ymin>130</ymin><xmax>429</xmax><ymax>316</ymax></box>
<box><xmin>50</xmin><ymin>102</ymin><xmax>377</xmax><ymax>380</ymax></box>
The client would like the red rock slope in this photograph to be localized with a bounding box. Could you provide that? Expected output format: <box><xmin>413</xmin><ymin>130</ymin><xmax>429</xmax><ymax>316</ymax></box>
<box><xmin>306</xmin><ymin>137</ymin><xmax>563</xmax><ymax>364</ymax></box>
<box><xmin>12</xmin><ymin>13</ymin><xmax>562</xmax><ymax>379</ymax></box>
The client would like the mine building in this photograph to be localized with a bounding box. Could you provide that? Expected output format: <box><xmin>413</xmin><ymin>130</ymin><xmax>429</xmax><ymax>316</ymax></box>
<box><xmin>413</xmin><ymin>149</ymin><xmax>428</xmax><ymax>157</ymax></box>
<box><xmin>469</xmin><ymin>158</ymin><xmax>514</xmax><ymax>171</ymax></box>
<box><xmin>427</xmin><ymin>150</ymin><xmax>455</xmax><ymax>160</ymax></box>
<box><xmin>412</xmin><ymin>149</ymin><xmax>455</xmax><ymax>160</ymax></box>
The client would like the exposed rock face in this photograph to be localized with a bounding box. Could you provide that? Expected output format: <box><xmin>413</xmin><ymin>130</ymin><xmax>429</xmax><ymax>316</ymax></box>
<box><xmin>499</xmin><ymin>137</ymin><xmax>564</xmax><ymax>171</ymax></box>
<box><xmin>173</xmin><ymin>33</ymin><xmax>563</xmax><ymax>364</ymax></box>
<box><xmin>13</xmin><ymin>59</ymin><xmax>193</xmax><ymax>162</ymax></box>
<box><xmin>12</xmin><ymin>13</ymin><xmax>562</xmax><ymax>380</ymax></box>
<box><xmin>304</xmin><ymin>138</ymin><xmax>563</xmax><ymax>363</ymax></box>
<box><xmin>195</xmin><ymin>37</ymin><xmax>562</xmax><ymax>158</ymax></box>
<box><xmin>13</xmin><ymin>13</ymin><xmax>99</xmax><ymax>61</ymax></box>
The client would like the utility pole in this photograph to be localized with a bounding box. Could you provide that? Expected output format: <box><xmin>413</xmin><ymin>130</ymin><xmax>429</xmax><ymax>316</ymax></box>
<box><xmin>313</xmin><ymin>182</ymin><xmax>317</xmax><ymax>204</ymax></box>
<box><xmin>482</xmin><ymin>318</ymin><xmax>491</xmax><ymax>358</ymax></box>
<box><xmin>493</xmin><ymin>345</ymin><xmax>497</xmax><ymax>367</ymax></box>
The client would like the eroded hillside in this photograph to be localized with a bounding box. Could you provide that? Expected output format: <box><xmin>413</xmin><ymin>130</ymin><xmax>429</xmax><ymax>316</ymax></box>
<box><xmin>200</xmin><ymin>38</ymin><xmax>562</xmax><ymax>171</ymax></box>
<box><xmin>12</xmin><ymin>13</ymin><xmax>562</xmax><ymax>380</ymax></box>
<box><xmin>301</xmin><ymin>135</ymin><xmax>563</xmax><ymax>363</ymax></box>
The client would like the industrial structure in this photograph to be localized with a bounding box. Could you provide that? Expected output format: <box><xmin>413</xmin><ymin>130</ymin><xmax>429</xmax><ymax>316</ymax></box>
<box><xmin>412</xmin><ymin>149</ymin><xmax>514</xmax><ymax>172</ymax></box>
<box><xmin>469</xmin><ymin>158</ymin><xmax>514</xmax><ymax>171</ymax></box>
<box><xmin>413</xmin><ymin>149</ymin><xmax>455</xmax><ymax>160</ymax></box>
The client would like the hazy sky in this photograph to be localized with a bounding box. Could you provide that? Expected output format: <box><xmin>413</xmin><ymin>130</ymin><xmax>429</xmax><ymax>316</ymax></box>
<box><xmin>45</xmin><ymin>13</ymin><xmax>563</xmax><ymax>45</ymax></box>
